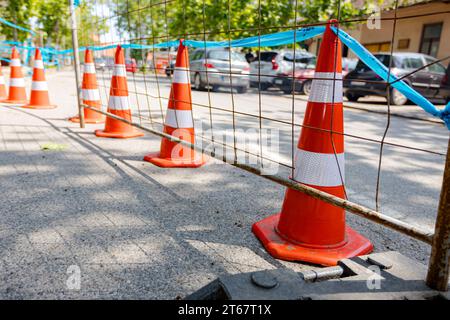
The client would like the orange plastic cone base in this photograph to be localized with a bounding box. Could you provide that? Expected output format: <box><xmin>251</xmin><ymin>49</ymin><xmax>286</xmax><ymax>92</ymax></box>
<box><xmin>22</xmin><ymin>104</ymin><xmax>57</xmax><ymax>109</ymax></box>
<box><xmin>143</xmin><ymin>151</ymin><xmax>208</xmax><ymax>168</ymax></box>
<box><xmin>69</xmin><ymin>109</ymin><xmax>105</xmax><ymax>124</ymax></box>
<box><xmin>95</xmin><ymin>109</ymin><xmax>144</xmax><ymax>139</ymax></box>
<box><xmin>3</xmin><ymin>98</ymin><xmax>27</xmax><ymax>105</ymax></box>
<box><xmin>95</xmin><ymin>127</ymin><xmax>144</xmax><ymax>139</ymax></box>
<box><xmin>252</xmin><ymin>213</ymin><xmax>373</xmax><ymax>266</ymax></box>
<box><xmin>69</xmin><ymin>116</ymin><xmax>104</xmax><ymax>124</ymax></box>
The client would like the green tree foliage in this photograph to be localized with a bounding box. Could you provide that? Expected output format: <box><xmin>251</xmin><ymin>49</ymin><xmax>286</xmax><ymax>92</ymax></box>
<box><xmin>0</xmin><ymin>0</ymin><xmax>35</xmax><ymax>42</ymax></box>
<box><xmin>0</xmin><ymin>0</ymin><xmax>108</xmax><ymax>49</ymax></box>
<box><xmin>36</xmin><ymin>0</ymin><xmax>70</xmax><ymax>47</ymax></box>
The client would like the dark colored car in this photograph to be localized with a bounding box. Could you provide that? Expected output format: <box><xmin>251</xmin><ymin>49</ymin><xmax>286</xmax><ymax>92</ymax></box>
<box><xmin>165</xmin><ymin>60</ymin><xmax>175</xmax><ymax>77</ymax></box>
<box><xmin>343</xmin><ymin>52</ymin><xmax>450</xmax><ymax>105</ymax></box>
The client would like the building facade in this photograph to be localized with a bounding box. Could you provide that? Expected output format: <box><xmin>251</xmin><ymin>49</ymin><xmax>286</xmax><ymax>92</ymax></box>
<box><xmin>307</xmin><ymin>0</ymin><xmax>450</xmax><ymax>61</ymax></box>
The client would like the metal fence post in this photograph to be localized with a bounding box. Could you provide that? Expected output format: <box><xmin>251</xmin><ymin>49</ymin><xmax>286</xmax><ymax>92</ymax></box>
<box><xmin>69</xmin><ymin>0</ymin><xmax>85</xmax><ymax>128</ymax></box>
<box><xmin>426</xmin><ymin>135</ymin><xmax>450</xmax><ymax>291</ymax></box>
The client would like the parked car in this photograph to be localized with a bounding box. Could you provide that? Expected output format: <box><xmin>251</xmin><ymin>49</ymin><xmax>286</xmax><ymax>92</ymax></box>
<box><xmin>94</xmin><ymin>57</ymin><xmax>107</xmax><ymax>71</ymax></box>
<box><xmin>273</xmin><ymin>56</ymin><xmax>317</xmax><ymax>94</ymax></box>
<box><xmin>249</xmin><ymin>50</ymin><xmax>316</xmax><ymax>90</ymax></box>
<box><xmin>343</xmin><ymin>52</ymin><xmax>450</xmax><ymax>105</ymax></box>
<box><xmin>189</xmin><ymin>48</ymin><xmax>250</xmax><ymax>93</ymax></box>
<box><xmin>125</xmin><ymin>58</ymin><xmax>137</xmax><ymax>73</ymax></box>
<box><xmin>104</xmin><ymin>57</ymin><xmax>114</xmax><ymax>70</ymax></box>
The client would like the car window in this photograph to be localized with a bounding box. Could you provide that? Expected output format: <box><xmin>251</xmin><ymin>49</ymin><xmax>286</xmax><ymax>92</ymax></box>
<box><xmin>401</xmin><ymin>57</ymin><xmax>424</xmax><ymax>69</ymax></box>
<box><xmin>191</xmin><ymin>50</ymin><xmax>204</xmax><ymax>61</ymax></box>
<box><xmin>296</xmin><ymin>57</ymin><xmax>316</xmax><ymax>69</ymax></box>
<box><xmin>425</xmin><ymin>57</ymin><xmax>446</xmax><ymax>74</ymax></box>
<box><xmin>257</xmin><ymin>52</ymin><xmax>277</xmax><ymax>62</ymax></box>
<box><xmin>355</xmin><ymin>54</ymin><xmax>397</xmax><ymax>72</ymax></box>
<box><xmin>208</xmin><ymin>50</ymin><xmax>246</xmax><ymax>62</ymax></box>
<box><xmin>283</xmin><ymin>52</ymin><xmax>312</xmax><ymax>62</ymax></box>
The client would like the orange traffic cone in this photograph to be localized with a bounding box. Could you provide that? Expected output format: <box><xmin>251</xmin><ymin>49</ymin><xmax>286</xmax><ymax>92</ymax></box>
<box><xmin>69</xmin><ymin>49</ymin><xmax>105</xmax><ymax>123</ymax></box>
<box><xmin>4</xmin><ymin>47</ymin><xmax>27</xmax><ymax>104</ymax></box>
<box><xmin>143</xmin><ymin>40</ymin><xmax>207</xmax><ymax>168</ymax></box>
<box><xmin>95</xmin><ymin>45</ymin><xmax>143</xmax><ymax>139</ymax></box>
<box><xmin>23</xmin><ymin>48</ymin><xmax>56</xmax><ymax>109</ymax></box>
<box><xmin>252</xmin><ymin>20</ymin><xmax>373</xmax><ymax>266</ymax></box>
<box><xmin>0</xmin><ymin>65</ymin><xmax>6</xmax><ymax>101</ymax></box>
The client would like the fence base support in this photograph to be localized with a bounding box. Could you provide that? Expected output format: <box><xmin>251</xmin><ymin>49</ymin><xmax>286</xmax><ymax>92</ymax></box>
<box><xmin>186</xmin><ymin>251</ymin><xmax>447</xmax><ymax>300</ymax></box>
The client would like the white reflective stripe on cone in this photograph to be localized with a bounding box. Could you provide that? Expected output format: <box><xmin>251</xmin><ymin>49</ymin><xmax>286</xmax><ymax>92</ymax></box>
<box><xmin>34</xmin><ymin>60</ymin><xmax>44</xmax><ymax>69</ymax></box>
<box><xmin>10</xmin><ymin>59</ymin><xmax>21</xmax><ymax>67</ymax></box>
<box><xmin>173</xmin><ymin>67</ymin><xmax>190</xmax><ymax>84</ymax></box>
<box><xmin>164</xmin><ymin>109</ymin><xmax>194</xmax><ymax>128</ymax></box>
<box><xmin>309</xmin><ymin>72</ymin><xmax>343</xmax><ymax>103</ymax></box>
<box><xmin>108</xmin><ymin>95</ymin><xmax>130</xmax><ymax>110</ymax></box>
<box><xmin>83</xmin><ymin>89</ymin><xmax>100</xmax><ymax>101</ymax></box>
<box><xmin>0</xmin><ymin>76</ymin><xmax>4</xmax><ymax>85</ymax></box>
<box><xmin>31</xmin><ymin>81</ymin><xmax>48</xmax><ymax>91</ymax></box>
<box><xmin>9</xmin><ymin>78</ymin><xmax>25</xmax><ymax>87</ymax></box>
<box><xmin>293</xmin><ymin>148</ymin><xmax>345</xmax><ymax>187</ymax></box>
<box><xmin>83</xmin><ymin>63</ymin><xmax>96</xmax><ymax>74</ymax></box>
<box><xmin>113</xmin><ymin>64</ymin><xmax>126</xmax><ymax>77</ymax></box>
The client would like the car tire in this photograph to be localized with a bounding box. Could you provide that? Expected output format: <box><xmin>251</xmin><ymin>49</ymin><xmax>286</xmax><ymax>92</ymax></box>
<box><xmin>237</xmin><ymin>86</ymin><xmax>248</xmax><ymax>94</ymax></box>
<box><xmin>345</xmin><ymin>92</ymin><xmax>360</xmax><ymax>102</ymax></box>
<box><xmin>301</xmin><ymin>80</ymin><xmax>312</xmax><ymax>95</ymax></box>
<box><xmin>193</xmin><ymin>73</ymin><xmax>205</xmax><ymax>91</ymax></box>
<box><xmin>389</xmin><ymin>88</ymin><xmax>408</xmax><ymax>106</ymax></box>
<box><xmin>260</xmin><ymin>83</ymin><xmax>271</xmax><ymax>90</ymax></box>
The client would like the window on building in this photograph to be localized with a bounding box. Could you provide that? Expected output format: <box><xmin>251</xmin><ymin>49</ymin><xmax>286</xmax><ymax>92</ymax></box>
<box><xmin>419</xmin><ymin>23</ymin><xmax>442</xmax><ymax>57</ymax></box>
<box><xmin>364</xmin><ymin>42</ymin><xmax>391</xmax><ymax>53</ymax></box>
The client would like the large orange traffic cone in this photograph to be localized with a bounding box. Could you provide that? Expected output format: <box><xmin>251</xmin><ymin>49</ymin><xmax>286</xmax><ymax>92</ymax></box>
<box><xmin>95</xmin><ymin>45</ymin><xmax>143</xmax><ymax>139</ymax></box>
<box><xmin>252</xmin><ymin>20</ymin><xmax>373</xmax><ymax>266</ymax></box>
<box><xmin>69</xmin><ymin>49</ymin><xmax>105</xmax><ymax>123</ymax></box>
<box><xmin>143</xmin><ymin>40</ymin><xmax>207</xmax><ymax>168</ymax></box>
<box><xmin>0</xmin><ymin>65</ymin><xmax>7</xmax><ymax>101</ymax></box>
<box><xmin>23</xmin><ymin>48</ymin><xmax>56</xmax><ymax>109</ymax></box>
<box><xmin>4</xmin><ymin>47</ymin><xmax>27</xmax><ymax>104</ymax></box>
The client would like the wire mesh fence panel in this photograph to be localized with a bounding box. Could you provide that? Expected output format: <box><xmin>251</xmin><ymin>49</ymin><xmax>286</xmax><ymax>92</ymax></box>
<box><xmin>73</xmin><ymin>0</ymin><xmax>450</xmax><ymax>245</ymax></box>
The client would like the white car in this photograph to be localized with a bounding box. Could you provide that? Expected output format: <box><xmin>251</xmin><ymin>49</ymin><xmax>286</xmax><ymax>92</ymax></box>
<box><xmin>250</xmin><ymin>50</ymin><xmax>316</xmax><ymax>90</ymax></box>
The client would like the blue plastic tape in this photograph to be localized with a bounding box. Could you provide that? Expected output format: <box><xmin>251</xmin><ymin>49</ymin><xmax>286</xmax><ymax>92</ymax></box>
<box><xmin>333</xmin><ymin>27</ymin><xmax>450</xmax><ymax>129</ymax></box>
<box><xmin>0</xmin><ymin>18</ymin><xmax>36</xmax><ymax>36</ymax></box>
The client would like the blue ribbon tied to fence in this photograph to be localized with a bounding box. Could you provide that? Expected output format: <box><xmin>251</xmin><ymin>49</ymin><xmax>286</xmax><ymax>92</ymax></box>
<box><xmin>332</xmin><ymin>27</ymin><xmax>450</xmax><ymax>129</ymax></box>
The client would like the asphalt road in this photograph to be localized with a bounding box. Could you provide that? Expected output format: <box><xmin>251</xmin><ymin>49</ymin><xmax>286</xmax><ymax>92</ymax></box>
<box><xmin>97</xmin><ymin>70</ymin><xmax>449</xmax><ymax>232</ymax></box>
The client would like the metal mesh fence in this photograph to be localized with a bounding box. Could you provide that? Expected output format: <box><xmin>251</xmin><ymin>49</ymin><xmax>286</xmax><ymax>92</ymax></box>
<box><xmin>72</xmin><ymin>0</ymin><xmax>450</xmax><ymax>249</ymax></box>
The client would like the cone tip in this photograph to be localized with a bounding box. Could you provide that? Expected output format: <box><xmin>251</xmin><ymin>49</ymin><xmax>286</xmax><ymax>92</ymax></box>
<box><xmin>327</xmin><ymin>19</ymin><xmax>339</xmax><ymax>29</ymax></box>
